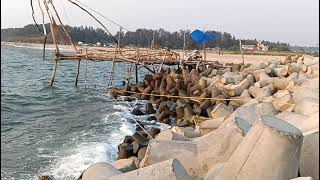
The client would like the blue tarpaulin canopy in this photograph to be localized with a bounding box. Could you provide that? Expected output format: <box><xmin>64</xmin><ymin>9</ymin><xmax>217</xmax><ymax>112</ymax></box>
<box><xmin>190</xmin><ymin>30</ymin><xmax>220</xmax><ymax>44</ymax></box>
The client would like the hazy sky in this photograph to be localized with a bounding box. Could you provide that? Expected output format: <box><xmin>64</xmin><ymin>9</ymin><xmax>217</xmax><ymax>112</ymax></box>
<box><xmin>1</xmin><ymin>0</ymin><xmax>319</xmax><ymax>46</ymax></box>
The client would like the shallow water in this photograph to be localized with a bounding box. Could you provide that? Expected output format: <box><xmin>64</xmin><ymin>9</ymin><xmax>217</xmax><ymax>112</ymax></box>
<box><xmin>1</xmin><ymin>45</ymin><xmax>167</xmax><ymax>180</ymax></box>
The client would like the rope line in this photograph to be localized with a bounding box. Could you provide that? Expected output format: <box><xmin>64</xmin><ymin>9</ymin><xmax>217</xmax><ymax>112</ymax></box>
<box><xmin>114</xmin><ymin>89</ymin><xmax>296</xmax><ymax>106</ymax></box>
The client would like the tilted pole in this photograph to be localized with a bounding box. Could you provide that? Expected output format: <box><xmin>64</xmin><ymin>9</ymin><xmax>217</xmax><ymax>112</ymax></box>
<box><xmin>43</xmin><ymin>0</ymin><xmax>59</xmax><ymax>86</ymax></box>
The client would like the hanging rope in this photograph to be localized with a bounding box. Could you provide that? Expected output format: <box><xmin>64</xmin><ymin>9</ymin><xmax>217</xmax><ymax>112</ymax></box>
<box><xmin>66</xmin><ymin>0</ymin><xmax>120</xmax><ymax>47</ymax></box>
<box><xmin>72</xmin><ymin>0</ymin><xmax>130</xmax><ymax>32</ymax></box>
<box><xmin>30</xmin><ymin>0</ymin><xmax>42</xmax><ymax>33</ymax></box>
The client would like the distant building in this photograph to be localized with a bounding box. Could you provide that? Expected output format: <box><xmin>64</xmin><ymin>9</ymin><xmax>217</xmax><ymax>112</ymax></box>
<box><xmin>256</xmin><ymin>41</ymin><xmax>268</xmax><ymax>51</ymax></box>
<box><xmin>78</xmin><ymin>41</ymin><xmax>83</xmax><ymax>45</ymax></box>
<box><xmin>96</xmin><ymin>42</ymin><xmax>101</xmax><ymax>46</ymax></box>
<box><xmin>242</xmin><ymin>45</ymin><xmax>255</xmax><ymax>51</ymax></box>
<box><xmin>242</xmin><ymin>41</ymin><xmax>268</xmax><ymax>52</ymax></box>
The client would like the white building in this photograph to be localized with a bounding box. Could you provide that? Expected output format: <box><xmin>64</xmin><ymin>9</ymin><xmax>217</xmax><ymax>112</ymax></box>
<box><xmin>242</xmin><ymin>45</ymin><xmax>255</xmax><ymax>51</ymax></box>
<box><xmin>256</xmin><ymin>41</ymin><xmax>268</xmax><ymax>51</ymax></box>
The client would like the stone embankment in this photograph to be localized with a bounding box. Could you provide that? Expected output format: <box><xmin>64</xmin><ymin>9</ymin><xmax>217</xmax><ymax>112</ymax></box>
<box><xmin>76</xmin><ymin>54</ymin><xmax>318</xmax><ymax>180</ymax></box>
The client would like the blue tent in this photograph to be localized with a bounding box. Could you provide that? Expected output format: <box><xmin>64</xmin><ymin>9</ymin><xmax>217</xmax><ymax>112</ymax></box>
<box><xmin>190</xmin><ymin>30</ymin><xmax>220</xmax><ymax>44</ymax></box>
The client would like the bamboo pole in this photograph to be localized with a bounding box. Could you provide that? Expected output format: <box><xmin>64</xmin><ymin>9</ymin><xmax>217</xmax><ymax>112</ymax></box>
<box><xmin>43</xmin><ymin>1</ymin><xmax>59</xmax><ymax>51</ymax></box>
<box><xmin>239</xmin><ymin>39</ymin><xmax>245</xmax><ymax>64</ymax></box>
<box><xmin>44</xmin><ymin>1</ymin><xmax>59</xmax><ymax>86</ymax></box>
<box><xmin>135</xmin><ymin>64</ymin><xmax>138</xmax><ymax>84</ymax></box>
<box><xmin>203</xmin><ymin>42</ymin><xmax>206</xmax><ymax>61</ymax></box>
<box><xmin>75</xmin><ymin>59</ymin><xmax>81</xmax><ymax>86</ymax></box>
<box><xmin>49</xmin><ymin>1</ymin><xmax>77</xmax><ymax>51</ymax></box>
<box><xmin>152</xmin><ymin>32</ymin><xmax>155</xmax><ymax>49</ymax></box>
<box><xmin>85</xmin><ymin>49</ymin><xmax>88</xmax><ymax>91</ymax></box>
<box><xmin>50</xmin><ymin>59</ymin><xmax>58</xmax><ymax>86</ymax></box>
<box><xmin>183</xmin><ymin>30</ymin><xmax>186</xmax><ymax>60</ymax></box>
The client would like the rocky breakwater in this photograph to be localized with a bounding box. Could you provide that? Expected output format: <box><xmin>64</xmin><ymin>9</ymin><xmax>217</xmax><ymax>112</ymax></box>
<box><xmin>75</xmin><ymin>54</ymin><xmax>319</xmax><ymax>180</ymax></box>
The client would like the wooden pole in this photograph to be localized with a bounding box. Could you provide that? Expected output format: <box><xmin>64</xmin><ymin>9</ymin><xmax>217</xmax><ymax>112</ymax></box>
<box><xmin>239</xmin><ymin>39</ymin><xmax>245</xmax><ymax>64</ymax></box>
<box><xmin>75</xmin><ymin>59</ymin><xmax>81</xmax><ymax>86</ymax></box>
<box><xmin>85</xmin><ymin>49</ymin><xmax>88</xmax><ymax>91</ymax></box>
<box><xmin>43</xmin><ymin>1</ymin><xmax>59</xmax><ymax>51</ymax></box>
<box><xmin>203</xmin><ymin>42</ymin><xmax>206</xmax><ymax>61</ymax></box>
<box><xmin>135</xmin><ymin>64</ymin><xmax>138</xmax><ymax>84</ymax></box>
<box><xmin>117</xmin><ymin>27</ymin><xmax>122</xmax><ymax>50</ymax></box>
<box><xmin>50</xmin><ymin>59</ymin><xmax>58</xmax><ymax>86</ymax></box>
<box><xmin>183</xmin><ymin>30</ymin><xmax>186</xmax><ymax>60</ymax></box>
<box><xmin>152</xmin><ymin>32</ymin><xmax>155</xmax><ymax>49</ymax></box>
<box><xmin>44</xmin><ymin>1</ymin><xmax>59</xmax><ymax>86</ymax></box>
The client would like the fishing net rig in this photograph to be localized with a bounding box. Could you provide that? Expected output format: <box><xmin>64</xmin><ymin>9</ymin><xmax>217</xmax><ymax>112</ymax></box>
<box><xmin>29</xmin><ymin>0</ymin><xmax>181</xmax><ymax>91</ymax></box>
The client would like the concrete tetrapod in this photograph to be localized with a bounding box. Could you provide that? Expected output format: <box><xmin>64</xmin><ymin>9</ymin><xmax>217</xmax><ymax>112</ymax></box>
<box><xmin>81</xmin><ymin>162</ymin><xmax>122</xmax><ymax>180</ymax></box>
<box><xmin>276</xmin><ymin>112</ymin><xmax>319</xmax><ymax>180</ymax></box>
<box><xmin>110</xmin><ymin>158</ymin><xmax>191</xmax><ymax>180</ymax></box>
<box><xmin>140</xmin><ymin>116</ymin><xmax>248</xmax><ymax>179</ymax></box>
<box><xmin>213</xmin><ymin>116</ymin><xmax>303</xmax><ymax>180</ymax></box>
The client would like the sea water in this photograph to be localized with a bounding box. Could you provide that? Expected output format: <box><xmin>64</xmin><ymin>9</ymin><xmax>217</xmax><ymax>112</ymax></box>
<box><xmin>1</xmin><ymin>45</ymin><xmax>168</xmax><ymax>179</ymax></box>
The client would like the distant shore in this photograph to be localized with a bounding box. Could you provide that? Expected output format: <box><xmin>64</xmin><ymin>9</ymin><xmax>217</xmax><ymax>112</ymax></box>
<box><xmin>2</xmin><ymin>41</ymin><xmax>289</xmax><ymax>65</ymax></box>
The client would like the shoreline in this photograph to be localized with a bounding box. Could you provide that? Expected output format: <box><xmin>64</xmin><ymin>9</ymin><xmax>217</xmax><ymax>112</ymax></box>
<box><xmin>1</xmin><ymin>41</ymin><xmax>289</xmax><ymax>65</ymax></box>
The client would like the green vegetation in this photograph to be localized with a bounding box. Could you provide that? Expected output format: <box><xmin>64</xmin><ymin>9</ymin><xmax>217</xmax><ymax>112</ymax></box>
<box><xmin>1</xmin><ymin>24</ymin><xmax>291</xmax><ymax>51</ymax></box>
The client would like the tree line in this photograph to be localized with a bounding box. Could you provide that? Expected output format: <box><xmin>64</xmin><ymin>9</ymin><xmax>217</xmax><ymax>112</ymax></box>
<box><xmin>1</xmin><ymin>24</ymin><xmax>291</xmax><ymax>51</ymax></box>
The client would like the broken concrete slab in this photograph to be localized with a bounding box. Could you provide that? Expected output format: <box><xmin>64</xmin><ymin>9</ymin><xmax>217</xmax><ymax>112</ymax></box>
<box><xmin>214</xmin><ymin>116</ymin><xmax>303</xmax><ymax>180</ymax></box>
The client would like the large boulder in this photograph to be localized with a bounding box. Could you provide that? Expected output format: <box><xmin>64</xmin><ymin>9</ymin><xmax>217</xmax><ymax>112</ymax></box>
<box><xmin>210</xmin><ymin>103</ymin><xmax>234</xmax><ymax>120</ymax></box>
<box><xmin>276</xmin><ymin>112</ymin><xmax>319</xmax><ymax>180</ymax></box>
<box><xmin>132</xmin><ymin>107</ymin><xmax>145</xmax><ymax>116</ymax></box>
<box><xmin>204</xmin><ymin>163</ymin><xmax>225</xmax><ymax>180</ymax></box>
<box><xmin>144</xmin><ymin>102</ymin><xmax>156</xmax><ymax>114</ymax></box>
<box><xmin>82</xmin><ymin>162</ymin><xmax>122</xmax><ymax>180</ymax></box>
<box><xmin>199</xmin><ymin>117</ymin><xmax>224</xmax><ymax>135</ymax></box>
<box><xmin>140</xmin><ymin>115</ymin><xmax>247</xmax><ymax>179</ymax></box>
<box><xmin>112</xmin><ymin>158</ymin><xmax>138</xmax><ymax>173</ymax></box>
<box><xmin>214</xmin><ymin>116</ymin><xmax>303</xmax><ymax>180</ymax></box>
<box><xmin>300</xmin><ymin>131</ymin><xmax>319</xmax><ymax>180</ymax></box>
<box><xmin>294</xmin><ymin>98</ymin><xmax>319</xmax><ymax>116</ymax></box>
<box><xmin>110</xmin><ymin>159</ymin><xmax>191</xmax><ymax>180</ymax></box>
<box><xmin>155</xmin><ymin>129</ymin><xmax>186</xmax><ymax>141</ymax></box>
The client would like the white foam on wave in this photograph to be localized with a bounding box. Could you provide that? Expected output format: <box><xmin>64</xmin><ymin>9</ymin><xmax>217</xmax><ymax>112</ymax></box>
<box><xmin>44</xmin><ymin>103</ymin><xmax>136</xmax><ymax>180</ymax></box>
<box><xmin>47</xmin><ymin>142</ymin><xmax>111</xmax><ymax>180</ymax></box>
